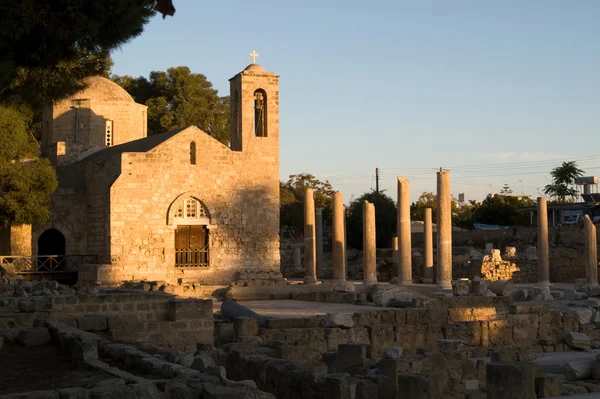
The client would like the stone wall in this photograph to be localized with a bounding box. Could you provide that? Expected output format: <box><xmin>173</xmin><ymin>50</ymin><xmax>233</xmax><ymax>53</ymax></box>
<box><xmin>1</xmin><ymin>284</ymin><xmax>213</xmax><ymax>352</ymax></box>
<box><xmin>417</xmin><ymin>248</ymin><xmax>590</xmax><ymax>284</ymax></box>
<box><xmin>85</xmin><ymin>125</ymin><xmax>280</xmax><ymax>284</ymax></box>
<box><xmin>45</xmin><ymin>77</ymin><xmax>148</xmax><ymax>166</ymax></box>
<box><xmin>416</xmin><ymin>224</ymin><xmax>597</xmax><ymax>249</ymax></box>
<box><xmin>216</xmin><ymin>300</ymin><xmax>600</xmax><ymax>398</ymax></box>
<box><xmin>50</xmin><ymin>292</ymin><xmax>213</xmax><ymax>352</ymax></box>
<box><xmin>0</xmin><ymin>226</ymin><xmax>32</xmax><ymax>256</ymax></box>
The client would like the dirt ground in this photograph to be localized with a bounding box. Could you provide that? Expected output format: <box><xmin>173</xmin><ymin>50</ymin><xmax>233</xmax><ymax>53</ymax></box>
<box><xmin>0</xmin><ymin>344</ymin><xmax>110</xmax><ymax>394</ymax></box>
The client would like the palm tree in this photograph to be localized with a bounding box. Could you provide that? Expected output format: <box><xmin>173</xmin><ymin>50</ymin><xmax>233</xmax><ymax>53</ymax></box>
<box><xmin>543</xmin><ymin>161</ymin><xmax>584</xmax><ymax>203</ymax></box>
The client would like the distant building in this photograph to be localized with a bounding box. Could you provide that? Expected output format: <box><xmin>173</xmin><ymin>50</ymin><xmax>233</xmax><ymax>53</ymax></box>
<box><xmin>521</xmin><ymin>202</ymin><xmax>600</xmax><ymax>226</ymax></box>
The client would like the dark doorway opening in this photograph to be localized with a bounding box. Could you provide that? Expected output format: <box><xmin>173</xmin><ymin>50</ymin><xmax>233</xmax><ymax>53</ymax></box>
<box><xmin>38</xmin><ymin>228</ymin><xmax>65</xmax><ymax>256</ymax></box>
<box><xmin>37</xmin><ymin>228</ymin><xmax>66</xmax><ymax>272</ymax></box>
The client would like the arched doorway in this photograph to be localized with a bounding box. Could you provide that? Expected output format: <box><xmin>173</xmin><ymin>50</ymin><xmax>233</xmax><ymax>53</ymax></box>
<box><xmin>37</xmin><ymin>228</ymin><xmax>66</xmax><ymax>271</ymax></box>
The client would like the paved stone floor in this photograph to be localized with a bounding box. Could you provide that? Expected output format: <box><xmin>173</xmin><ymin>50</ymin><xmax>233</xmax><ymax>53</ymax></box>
<box><xmin>213</xmin><ymin>299</ymin><xmax>381</xmax><ymax>317</ymax></box>
<box><xmin>215</xmin><ymin>282</ymin><xmax>584</xmax><ymax>317</ymax></box>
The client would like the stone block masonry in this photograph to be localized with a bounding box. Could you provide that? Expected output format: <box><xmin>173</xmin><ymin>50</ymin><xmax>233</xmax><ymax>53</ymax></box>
<box><xmin>11</xmin><ymin>64</ymin><xmax>283</xmax><ymax>287</ymax></box>
<box><xmin>45</xmin><ymin>290</ymin><xmax>214</xmax><ymax>352</ymax></box>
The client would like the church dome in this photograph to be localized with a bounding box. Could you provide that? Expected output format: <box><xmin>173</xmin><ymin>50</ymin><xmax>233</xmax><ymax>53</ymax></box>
<box><xmin>244</xmin><ymin>63</ymin><xmax>265</xmax><ymax>72</ymax></box>
<box><xmin>70</xmin><ymin>76</ymin><xmax>135</xmax><ymax>103</ymax></box>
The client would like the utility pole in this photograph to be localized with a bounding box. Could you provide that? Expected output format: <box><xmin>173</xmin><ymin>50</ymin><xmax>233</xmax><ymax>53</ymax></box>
<box><xmin>375</xmin><ymin>168</ymin><xmax>380</xmax><ymax>193</ymax></box>
<box><xmin>518</xmin><ymin>180</ymin><xmax>523</xmax><ymax>195</ymax></box>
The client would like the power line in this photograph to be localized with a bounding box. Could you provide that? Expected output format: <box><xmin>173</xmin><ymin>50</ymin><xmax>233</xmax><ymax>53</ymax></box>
<box><xmin>380</xmin><ymin>155</ymin><xmax>600</xmax><ymax>173</ymax></box>
<box><xmin>370</xmin><ymin>159</ymin><xmax>600</xmax><ymax>179</ymax></box>
<box><xmin>320</xmin><ymin>155</ymin><xmax>600</xmax><ymax>182</ymax></box>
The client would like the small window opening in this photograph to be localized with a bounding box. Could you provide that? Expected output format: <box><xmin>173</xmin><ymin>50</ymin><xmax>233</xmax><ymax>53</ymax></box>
<box><xmin>190</xmin><ymin>142</ymin><xmax>197</xmax><ymax>165</ymax></box>
<box><xmin>105</xmin><ymin>120</ymin><xmax>113</xmax><ymax>146</ymax></box>
<box><xmin>254</xmin><ymin>89</ymin><xmax>267</xmax><ymax>137</ymax></box>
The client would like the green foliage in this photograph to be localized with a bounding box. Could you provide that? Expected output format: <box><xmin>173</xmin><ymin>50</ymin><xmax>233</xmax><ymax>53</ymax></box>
<box><xmin>0</xmin><ymin>107</ymin><xmax>57</xmax><ymax>226</ymax></box>
<box><xmin>0</xmin><ymin>1</ymin><xmax>147</xmax><ymax>140</ymax></box>
<box><xmin>280</xmin><ymin>183</ymin><xmax>297</xmax><ymax>206</ymax></box>
<box><xmin>410</xmin><ymin>191</ymin><xmax>459</xmax><ymax>223</ymax></box>
<box><xmin>0</xmin><ymin>1</ymin><xmax>154</xmax><ymax>92</ymax></box>
<box><xmin>543</xmin><ymin>161</ymin><xmax>584</xmax><ymax>203</ymax></box>
<box><xmin>0</xmin><ymin>0</ymin><xmax>158</xmax><ymax>227</ymax></box>
<box><xmin>346</xmin><ymin>190</ymin><xmax>397</xmax><ymax>250</ymax></box>
<box><xmin>473</xmin><ymin>194</ymin><xmax>535</xmax><ymax>227</ymax></box>
<box><xmin>4</xmin><ymin>52</ymin><xmax>115</xmax><ymax>112</ymax></box>
<box><xmin>280</xmin><ymin>174</ymin><xmax>335</xmax><ymax>235</ymax></box>
<box><xmin>283</xmin><ymin>173</ymin><xmax>335</xmax><ymax>209</ymax></box>
<box><xmin>113</xmin><ymin>67</ymin><xmax>230</xmax><ymax>144</ymax></box>
<box><xmin>0</xmin><ymin>107</ymin><xmax>36</xmax><ymax>161</ymax></box>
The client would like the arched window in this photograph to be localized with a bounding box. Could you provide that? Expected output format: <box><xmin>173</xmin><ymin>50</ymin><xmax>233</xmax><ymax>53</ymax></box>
<box><xmin>173</xmin><ymin>197</ymin><xmax>210</xmax><ymax>224</ymax></box>
<box><xmin>190</xmin><ymin>142</ymin><xmax>196</xmax><ymax>165</ymax></box>
<box><xmin>254</xmin><ymin>89</ymin><xmax>267</xmax><ymax>137</ymax></box>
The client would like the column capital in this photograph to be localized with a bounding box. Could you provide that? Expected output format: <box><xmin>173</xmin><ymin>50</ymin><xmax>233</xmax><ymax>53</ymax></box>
<box><xmin>315</xmin><ymin>207</ymin><xmax>324</xmax><ymax>216</ymax></box>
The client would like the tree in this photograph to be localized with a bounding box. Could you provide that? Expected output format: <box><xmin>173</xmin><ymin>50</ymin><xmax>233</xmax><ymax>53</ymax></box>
<box><xmin>0</xmin><ymin>1</ymin><xmax>163</xmax><ymax>228</ymax></box>
<box><xmin>410</xmin><ymin>191</ymin><xmax>459</xmax><ymax>222</ymax></box>
<box><xmin>472</xmin><ymin>194</ymin><xmax>535</xmax><ymax>227</ymax></box>
<box><xmin>113</xmin><ymin>67</ymin><xmax>230</xmax><ymax>144</ymax></box>
<box><xmin>280</xmin><ymin>174</ymin><xmax>336</xmax><ymax>236</ymax></box>
<box><xmin>0</xmin><ymin>107</ymin><xmax>57</xmax><ymax>226</ymax></box>
<box><xmin>453</xmin><ymin>200</ymin><xmax>479</xmax><ymax>230</ymax></box>
<box><xmin>0</xmin><ymin>2</ymin><xmax>154</xmax><ymax>103</ymax></box>
<box><xmin>543</xmin><ymin>161</ymin><xmax>584</xmax><ymax>203</ymax></box>
<box><xmin>283</xmin><ymin>174</ymin><xmax>335</xmax><ymax>209</ymax></box>
<box><xmin>346</xmin><ymin>190</ymin><xmax>397</xmax><ymax>250</ymax></box>
<box><xmin>499</xmin><ymin>182</ymin><xmax>513</xmax><ymax>195</ymax></box>
<box><xmin>137</xmin><ymin>0</ymin><xmax>176</xmax><ymax>18</ymax></box>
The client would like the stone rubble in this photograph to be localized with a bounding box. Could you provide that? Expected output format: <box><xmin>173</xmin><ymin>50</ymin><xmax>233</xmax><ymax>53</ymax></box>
<box><xmin>325</xmin><ymin>313</ymin><xmax>354</xmax><ymax>328</ymax></box>
<box><xmin>565</xmin><ymin>332</ymin><xmax>592</xmax><ymax>350</ymax></box>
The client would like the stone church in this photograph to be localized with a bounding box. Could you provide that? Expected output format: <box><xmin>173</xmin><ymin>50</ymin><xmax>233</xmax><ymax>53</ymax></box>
<box><xmin>1</xmin><ymin>60</ymin><xmax>281</xmax><ymax>284</ymax></box>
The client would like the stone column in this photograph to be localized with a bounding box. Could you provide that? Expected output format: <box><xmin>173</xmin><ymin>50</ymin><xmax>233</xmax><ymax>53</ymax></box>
<box><xmin>363</xmin><ymin>201</ymin><xmax>377</xmax><ymax>284</ymax></box>
<box><xmin>436</xmin><ymin>169</ymin><xmax>452</xmax><ymax>289</ymax></box>
<box><xmin>332</xmin><ymin>192</ymin><xmax>346</xmax><ymax>282</ymax></box>
<box><xmin>303</xmin><ymin>188</ymin><xmax>317</xmax><ymax>284</ymax></box>
<box><xmin>293</xmin><ymin>246</ymin><xmax>302</xmax><ymax>269</ymax></box>
<box><xmin>10</xmin><ymin>225</ymin><xmax>32</xmax><ymax>256</ymax></box>
<box><xmin>585</xmin><ymin>215</ymin><xmax>598</xmax><ymax>287</ymax></box>
<box><xmin>392</xmin><ymin>237</ymin><xmax>399</xmax><ymax>284</ymax></box>
<box><xmin>537</xmin><ymin>197</ymin><xmax>550</xmax><ymax>286</ymax></box>
<box><xmin>315</xmin><ymin>207</ymin><xmax>324</xmax><ymax>278</ymax></box>
<box><xmin>423</xmin><ymin>207</ymin><xmax>434</xmax><ymax>284</ymax></box>
<box><xmin>397</xmin><ymin>176</ymin><xmax>413</xmax><ymax>285</ymax></box>
<box><xmin>343</xmin><ymin>205</ymin><xmax>348</xmax><ymax>275</ymax></box>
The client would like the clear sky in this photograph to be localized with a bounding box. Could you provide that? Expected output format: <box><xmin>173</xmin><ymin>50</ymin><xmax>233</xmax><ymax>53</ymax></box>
<box><xmin>111</xmin><ymin>0</ymin><xmax>600</xmax><ymax>203</ymax></box>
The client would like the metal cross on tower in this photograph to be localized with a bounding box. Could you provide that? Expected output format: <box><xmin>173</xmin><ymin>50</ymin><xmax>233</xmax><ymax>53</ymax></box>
<box><xmin>249</xmin><ymin>50</ymin><xmax>259</xmax><ymax>64</ymax></box>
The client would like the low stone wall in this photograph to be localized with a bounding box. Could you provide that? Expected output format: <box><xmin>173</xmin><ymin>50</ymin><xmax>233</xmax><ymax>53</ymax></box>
<box><xmin>214</xmin><ymin>299</ymin><xmax>600</xmax><ymax>398</ymax></box>
<box><xmin>217</xmin><ymin>298</ymin><xmax>595</xmax><ymax>358</ymax></box>
<box><xmin>0</xmin><ymin>320</ymin><xmax>273</xmax><ymax>398</ymax></box>
<box><xmin>0</xmin><ymin>282</ymin><xmax>213</xmax><ymax>352</ymax></box>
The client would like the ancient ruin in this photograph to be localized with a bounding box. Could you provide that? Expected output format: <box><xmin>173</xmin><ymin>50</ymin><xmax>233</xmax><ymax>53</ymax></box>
<box><xmin>2</xmin><ymin>58</ymin><xmax>600</xmax><ymax>399</ymax></box>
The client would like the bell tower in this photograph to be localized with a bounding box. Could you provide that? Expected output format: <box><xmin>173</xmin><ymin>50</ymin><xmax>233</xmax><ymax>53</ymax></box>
<box><xmin>229</xmin><ymin>51</ymin><xmax>280</xmax><ymax>152</ymax></box>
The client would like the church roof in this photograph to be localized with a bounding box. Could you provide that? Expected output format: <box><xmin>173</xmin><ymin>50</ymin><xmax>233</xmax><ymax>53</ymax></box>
<box><xmin>244</xmin><ymin>63</ymin><xmax>265</xmax><ymax>72</ymax></box>
<box><xmin>83</xmin><ymin>127</ymin><xmax>188</xmax><ymax>162</ymax></box>
<box><xmin>70</xmin><ymin>76</ymin><xmax>135</xmax><ymax>103</ymax></box>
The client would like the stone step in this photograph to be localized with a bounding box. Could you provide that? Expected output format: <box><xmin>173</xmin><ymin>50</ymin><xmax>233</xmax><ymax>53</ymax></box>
<box><xmin>533</xmin><ymin>352</ymin><xmax>598</xmax><ymax>375</ymax></box>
